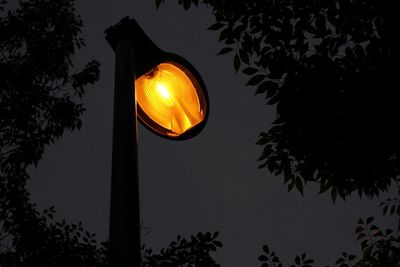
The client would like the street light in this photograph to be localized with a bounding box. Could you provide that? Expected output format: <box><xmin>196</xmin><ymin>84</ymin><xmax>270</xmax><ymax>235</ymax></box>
<box><xmin>105</xmin><ymin>17</ymin><xmax>209</xmax><ymax>267</ymax></box>
<box><xmin>136</xmin><ymin>61</ymin><xmax>208</xmax><ymax>139</ymax></box>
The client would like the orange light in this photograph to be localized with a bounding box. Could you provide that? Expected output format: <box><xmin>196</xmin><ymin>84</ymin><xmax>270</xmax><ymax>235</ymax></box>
<box><xmin>136</xmin><ymin>62</ymin><xmax>206</xmax><ymax>137</ymax></box>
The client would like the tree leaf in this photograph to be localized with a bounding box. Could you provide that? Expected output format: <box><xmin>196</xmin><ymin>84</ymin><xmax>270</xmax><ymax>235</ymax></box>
<box><xmin>254</xmin><ymin>81</ymin><xmax>269</xmax><ymax>95</ymax></box>
<box><xmin>242</xmin><ymin>67</ymin><xmax>258</xmax><ymax>75</ymax></box>
<box><xmin>234</xmin><ymin>54</ymin><xmax>240</xmax><ymax>73</ymax></box>
<box><xmin>295</xmin><ymin>255</ymin><xmax>300</xmax><ymax>265</ymax></box>
<box><xmin>239</xmin><ymin>49</ymin><xmax>249</xmax><ymax>64</ymax></box>
<box><xmin>217</xmin><ymin>47</ymin><xmax>234</xmax><ymax>55</ymax></box>
<box><xmin>246</xmin><ymin>75</ymin><xmax>266</xmax><ymax>86</ymax></box>
<box><xmin>295</xmin><ymin>178</ymin><xmax>304</xmax><ymax>195</ymax></box>
<box><xmin>208</xmin><ymin>22</ymin><xmax>225</xmax><ymax>31</ymax></box>
<box><xmin>183</xmin><ymin>0</ymin><xmax>191</xmax><ymax>10</ymax></box>
<box><xmin>155</xmin><ymin>0</ymin><xmax>162</xmax><ymax>9</ymax></box>
<box><xmin>258</xmin><ymin>255</ymin><xmax>268</xmax><ymax>262</ymax></box>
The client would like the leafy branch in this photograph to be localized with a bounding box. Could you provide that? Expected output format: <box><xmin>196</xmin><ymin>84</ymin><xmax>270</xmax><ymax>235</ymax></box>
<box><xmin>159</xmin><ymin>0</ymin><xmax>400</xmax><ymax>201</ymax></box>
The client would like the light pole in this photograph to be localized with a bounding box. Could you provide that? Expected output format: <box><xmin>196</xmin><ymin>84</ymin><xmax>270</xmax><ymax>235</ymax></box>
<box><xmin>105</xmin><ymin>17</ymin><xmax>209</xmax><ymax>267</ymax></box>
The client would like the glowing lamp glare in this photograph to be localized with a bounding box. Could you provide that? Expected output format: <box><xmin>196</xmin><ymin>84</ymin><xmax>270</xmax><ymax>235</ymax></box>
<box><xmin>136</xmin><ymin>63</ymin><xmax>207</xmax><ymax>138</ymax></box>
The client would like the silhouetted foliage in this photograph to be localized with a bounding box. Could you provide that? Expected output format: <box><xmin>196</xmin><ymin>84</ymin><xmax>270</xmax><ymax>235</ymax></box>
<box><xmin>159</xmin><ymin>0</ymin><xmax>400</xmax><ymax>200</ymax></box>
<box><xmin>0</xmin><ymin>205</ymin><xmax>109</xmax><ymax>266</ymax></box>
<box><xmin>257</xmin><ymin>190</ymin><xmax>400</xmax><ymax>266</ymax></box>
<box><xmin>0</xmin><ymin>0</ymin><xmax>100</xmax><ymax>170</ymax></box>
<box><xmin>142</xmin><ymin>231</ymin><xmax>222</xmax><ymax>267</ymax></box>
<box><xmin>158</xmin><ymin>1</ymin><xmax>400</xmax><ymax>266</ymax></box>
<box><xmin>0</xmin><ymin>0</ymin><xmax>104</xmax><ymax>265</ymax></box>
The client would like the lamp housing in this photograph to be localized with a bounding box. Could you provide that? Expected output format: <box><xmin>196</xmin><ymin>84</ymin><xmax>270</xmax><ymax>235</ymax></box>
<box><xmin>105</xmin><ymin>17</ymin><xmax>209</xmax><ymax>140</ymax></box>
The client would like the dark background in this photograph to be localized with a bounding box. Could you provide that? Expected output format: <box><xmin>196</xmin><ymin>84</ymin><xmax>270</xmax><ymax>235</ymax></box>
<box><xmin>25</xmin><ymin>1</ymin><xmax>397</xmax><ymax>266</ymax></box>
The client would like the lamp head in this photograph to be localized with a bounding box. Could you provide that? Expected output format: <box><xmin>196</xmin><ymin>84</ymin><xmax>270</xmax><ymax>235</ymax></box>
<box><xmin>105</xmin><ymin>17</ymin><xmax>209</xmax><ymax>140</ymax></box>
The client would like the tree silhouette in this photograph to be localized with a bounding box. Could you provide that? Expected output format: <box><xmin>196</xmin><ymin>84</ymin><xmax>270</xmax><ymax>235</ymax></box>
<box><xmin>0</xmin><ymin>0</ymin><xmax>105</xmax><ymax>265</ymax></box>
<box><xmin>159</xmin><ymin>0</ymin><xmax>400</xmax><ymax>201</ymax></box>
<box><xmin>256</xmin><ymin>192</ymin><xmax>400</xmax><ymax>267</ymax></box>
<box><xmin>1</xmin><ymin>1</ymin><xmax>222</xmax><ymax>266</ymax></box>
<box><xmin>157</xmin><ymin>0</ymin><xmax>400</xmax><ymax>266</ymax></box>
<box><xmin>142</xmin><ymin>232</ymin><xmax>222</xmax><ymax>267</ymax></box>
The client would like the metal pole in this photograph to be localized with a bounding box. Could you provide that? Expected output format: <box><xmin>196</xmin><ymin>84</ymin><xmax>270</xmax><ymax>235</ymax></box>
<box><xmin>107</xmin><ymin>19</ymin><xmax>141</xmax><ymax>267</ymax></box>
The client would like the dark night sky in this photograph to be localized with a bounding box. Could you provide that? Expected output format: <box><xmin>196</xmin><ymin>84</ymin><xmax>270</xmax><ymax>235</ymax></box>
<box><xmin>25</xmin><ymin>1</ymin><xmax>397</xmax><ymax>266</ymax></box>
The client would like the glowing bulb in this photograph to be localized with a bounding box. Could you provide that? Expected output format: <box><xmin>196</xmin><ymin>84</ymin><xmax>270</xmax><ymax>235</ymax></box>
<box><xmin>136</xmin><ymin>62</ymin><xmax>207</xmax><ymax>137</ymax></box>
<box><xmin>156</xmin><ymin>83</ymin><xmax>174</xmax><ymax>106</ymax></box>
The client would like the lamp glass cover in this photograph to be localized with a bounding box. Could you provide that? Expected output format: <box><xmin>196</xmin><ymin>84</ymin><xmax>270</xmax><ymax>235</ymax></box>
<box><xmin>136</xmin><ymin>62</ymin><xmax>206</xmax><ymax>137</ymax></box>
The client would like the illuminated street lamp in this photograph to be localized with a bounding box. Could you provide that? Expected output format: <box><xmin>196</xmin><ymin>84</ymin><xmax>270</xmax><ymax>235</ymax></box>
<box><xmin>105</xmin><ymin>17</ymin><xmax>208</xmax><ymax>267</ymax></box>
<box><xmin>136</xmin><ymin>61</ymin><xmax>208</xmax><ymax>139</ymax></box>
